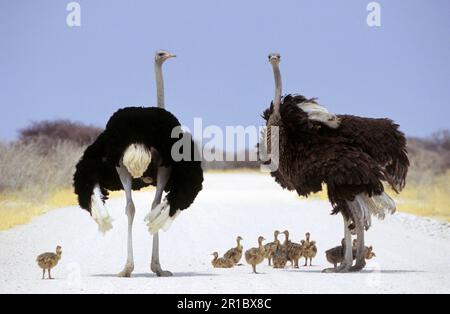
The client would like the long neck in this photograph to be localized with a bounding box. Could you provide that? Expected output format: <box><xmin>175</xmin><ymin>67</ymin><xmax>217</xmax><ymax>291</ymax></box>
<box><xmin>236</xmin><ymin>238</ymin><xmax>241</xmax><ymax>248</ymax></box>
<box><xmin>272</xmin><ymin>62</ymin><xmax>282</xmax><ymax>114</ymax></box>
<box><xmin>284</xmin><ymin>234</ymin><xmax>289</xmax><ymax>245</ymax></box>
<box><xmin>155</xmin><ymin>61</ymin><xmax>165</xmax><ymax>108</ymax></box>
<box><xmin>258</xmin><ymin>239</ymin><xmax>264</xmax><ymax>249</ymax></box>
<box><xmin>274</xmin><ymin>233</ymin><xmax>279</xmax><ymax>241</ymax></box>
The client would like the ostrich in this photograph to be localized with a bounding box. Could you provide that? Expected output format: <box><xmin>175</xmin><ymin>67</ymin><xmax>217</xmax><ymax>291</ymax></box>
<box><xmin>73</xmin><ymin>50</ymin><xmax>203</xmax><ymax>277</ymax></box>
<box><xmin>261</xmin><ymin>53</ymin><xmax>408</xmax><ymax>273</ymax></box>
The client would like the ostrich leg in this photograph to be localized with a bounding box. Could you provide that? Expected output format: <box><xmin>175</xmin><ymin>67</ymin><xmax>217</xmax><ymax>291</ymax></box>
<box><xmin>323</xmin><ymin>213</ymin><xmax>353</xmax><ymax>273</ymax></box>
<box><xmin>150</xmin><ymin>166</ymin><xmax>173</xmax><ymax>277</ymax></box>
<box><xmin>350</xmin><ymin>201</ymin><xmax>366</xmax><ymax>272</ymax></box>
<box><xmin>117</xmin><ymin>164</ymin><xmax>135</xmax><ymax>277</ymax></box>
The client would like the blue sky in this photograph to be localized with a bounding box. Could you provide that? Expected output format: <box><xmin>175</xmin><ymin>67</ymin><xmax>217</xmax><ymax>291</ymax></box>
<box><xmin>0</xmin><ymin>0</ymin><xmax>449</xmax><ymax>142</ymax></box>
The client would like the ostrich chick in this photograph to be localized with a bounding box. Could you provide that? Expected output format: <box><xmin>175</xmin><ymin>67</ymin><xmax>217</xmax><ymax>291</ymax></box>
<box><xmin>352</xmin><ymin>239</ymin><xmax>376</xmax><ymax>260</ymax></box>
<box><xmin>211</xmin><ymin>252</ymin><xmax>234</xmax><ymax>268</ymax></box>
<box><xmin>272</xmin><ymin>240</ymin><xmax>288</xmax><ymax>269</ymax></box>
<box><xmin>326</xmin><ymin>239</ymin><xmax>376</xmax><ymax>269</ymax></box>
<box><xmin>282</xmin><ymin>230</ymin><xmax>294</xmax><ymax>265</ymax></box>
<box><xmin>264</xmin><ymin>230</ymin><xmax>280</xmax><ymax>266</ymax></box>
<box><xmin>302</xmin><ymin>233</ymin><xmax>317</xmax><ymax>266</ymax></box>
<box><xmin>245</xmin><ymin>236</ymin><xmax>266</xmax><ymax>274</ymax></box>
<box><xmin>287</xmin><ymin>240</ymin><xmax>303</xmax><ymax>268</ymax></box>
<box><xmin>224</xmin><ymin>236</ymin><xmax>244</xmax><ymax>265</ymax></box>
<box><xmin>36</xmin><ymin>246</ymin><xmax>62</xmax><ymax>279</ymax></box>
<box><xmin>325</xmin><ymin>239</ymin><xmax>346</xmax><ymax>268</ymax></box>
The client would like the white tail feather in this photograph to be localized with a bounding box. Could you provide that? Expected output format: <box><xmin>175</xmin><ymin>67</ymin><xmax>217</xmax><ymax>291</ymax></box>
<box><xmin>355</xmin><ymin>192</ymin><xmax>397</xmax><ymax>230</ymax></box>
<box><xmin>144</xmin><ymin>199</ymin><xmax>180</xmax><ymax>235</ymax></box>
<box><xmin>91</xmin><ymin>185</ymin><xmax>113</xmax><ymax>234</ymax></box>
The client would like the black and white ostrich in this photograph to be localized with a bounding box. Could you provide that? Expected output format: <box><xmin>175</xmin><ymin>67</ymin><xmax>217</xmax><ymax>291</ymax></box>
<box><xmin>261</xmin><ymin>53</ymin><xmax>409</xmax><ymax>272</ymax></box>
<box><xmin>73</xmin><ymin>50</ymin><xmax>203</xmax><ymax>277</ymax></box>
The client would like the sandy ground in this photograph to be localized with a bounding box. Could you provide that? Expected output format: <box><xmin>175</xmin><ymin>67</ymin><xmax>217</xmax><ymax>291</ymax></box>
<box><xmin>1</xmin><ymin>172</ymin><xmax>449</xmax><ymax>294</ymax></box>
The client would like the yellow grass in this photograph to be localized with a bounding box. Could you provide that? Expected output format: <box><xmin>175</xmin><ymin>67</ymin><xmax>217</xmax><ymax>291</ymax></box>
<box><xmin>1</xmin><ymin>171</ymin><xmax>448</xmax><ymax>231</ymax></box>
<box><xmin>395</xmin><ymin>171</ymin><xmax>450</xmax><ymax>222</ymax></box>
<box><xmin>307</xmin><ymin>171</ymin><xmax>450</xmax><ymax>222</ymax></box>
<box><xmin>0</xmin><ymin>187</ymin><xmax>155</xmax><ymax>231</ymax></box>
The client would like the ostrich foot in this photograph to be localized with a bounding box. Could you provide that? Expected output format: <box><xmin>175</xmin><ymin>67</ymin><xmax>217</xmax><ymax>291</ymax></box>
<box><xmin>322</xmin><ymin>263</ymin><xmax>351</xmax><ymax>273</ymax></box>
<box><xmin>118</xmin><ymin>264</ymin><xmax>134</xmax><ymax>278</ymax></box>
<box><xmin>151</xmin><ymin>263</ymin><xmax>173</xmax><ymax>277</ymax></box>
<box><xmin>350</xmin><ymin>261</ymin><xmax>366</xmax><ymax>272</ymax></box>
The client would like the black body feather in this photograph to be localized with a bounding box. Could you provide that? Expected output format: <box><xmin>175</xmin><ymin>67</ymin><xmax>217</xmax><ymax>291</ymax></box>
<box><xmin>73</xmin><ymin>107</ymin><xmax>203</xmax><ymax>217</ymax></box>
<box><xmin>262</xmin><ymin>95</ymin><xmax>409</xmax><ymax>218</ymax></box>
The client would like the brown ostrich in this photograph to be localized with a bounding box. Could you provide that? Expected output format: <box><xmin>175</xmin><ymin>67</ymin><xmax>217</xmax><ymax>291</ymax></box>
<box><xmin>261</xmin><ymin>53</ymin><xmax>408</xmax><ymax>273</ymax></box>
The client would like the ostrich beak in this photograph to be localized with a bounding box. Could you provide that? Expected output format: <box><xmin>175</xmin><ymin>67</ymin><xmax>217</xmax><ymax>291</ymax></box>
<box><xmin>167</xmin><ymin>53</ymin><xmax>176</xmax><ymax>58</ymax></box>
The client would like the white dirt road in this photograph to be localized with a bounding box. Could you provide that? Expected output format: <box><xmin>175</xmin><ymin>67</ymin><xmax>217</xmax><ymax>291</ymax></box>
<box><xmin>1</xmin><ymin>173</ymin><xmax>449</xmax><ymax>294</ymax></box>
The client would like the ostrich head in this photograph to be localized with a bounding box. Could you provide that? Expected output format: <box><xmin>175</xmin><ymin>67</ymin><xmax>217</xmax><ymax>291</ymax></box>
<box><xmin>258</xmin><ymin>236</ymin><xmax>266</xmax><ymax>244</ymax></box>
<box><xmin>365</xmin><ymin>246</ymin><xmax>376</xmax><ymax>259</ymax></box>
<box><xmin>236</xmin><ymin>236</ymin><xmax>243</xmax><ymax>243</ymax></box>
<box><xmin>56</xmin><ymin>245</ymin><xmax>62</xmax><ymax>255</ymax></box>
<box><xmin>211</xmin><ymin>252</ymin><xmax>219</xmax><ymax>258</ymax></box>
<box><xmin>155</xmin><ymin>49</ymin><xmax>176</xmax><ymax>64</ymax></box>
<box><xmin>305</xmin><ymin>232</ymin><xmax>311</xmax><ymax>241</ymax></box>
<box><xmin>274</xmin><ymin>230</ymin><xmax>280</xmax><ymax>238</ymax></box>
<box><xmin>268</xmin><ymin>53</ymin><xmax>281</xmax><ymax>65</ymax></box>
<box><xmin>154</xmin><ymin>50</ymin><xmax>176</xmax><ymax>108</ymax></box>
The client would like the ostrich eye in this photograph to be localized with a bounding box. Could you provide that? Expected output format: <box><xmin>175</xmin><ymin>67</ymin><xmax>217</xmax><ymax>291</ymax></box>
<box><xmin>158</xmin><ymin>53</ymin><xmax>165</xmax><ymax>57</ymax></box>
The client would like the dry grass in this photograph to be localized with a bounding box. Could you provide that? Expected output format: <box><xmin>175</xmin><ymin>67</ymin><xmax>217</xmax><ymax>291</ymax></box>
<box><xmin>0</xmin><ymin>187</ymin><xmax>143</xmax><ymax>230</ymax></box>
<box><xmin>0</xmin><ymin>189</ymin><xmax>76</xmax><ymax>230</ymax></box>
<box><xmin>1</xmin><ymin>125</ymin><xmax>449</xmax><ymax>231</ymax></box>
<box><xmin>0</xmin><ymin>139</ymin><xmax>85</xmax><ymax>230</ymax></box>
<box><xmin>395</xmin><ymin>171</ymin><xmax>450</xmax><ymax>222</ymax></box>
<box><xmin>306</xmin><ymin>172</ymin><xmax>450</xmax><ymax>222</ymax></box>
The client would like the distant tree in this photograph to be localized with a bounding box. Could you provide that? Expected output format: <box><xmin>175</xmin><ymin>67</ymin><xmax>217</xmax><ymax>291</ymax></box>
<box><xmin>19</xmin><ymin>120</ymin><xmax>102</xmax><ymax>146</ymax></box>
<box><xmin>431</xmin><ymin>130</ymin><xmax>450</xmax><ymax>151</ymax></box>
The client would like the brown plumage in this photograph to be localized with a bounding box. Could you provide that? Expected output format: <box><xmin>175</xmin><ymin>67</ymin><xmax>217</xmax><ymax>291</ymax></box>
<box><xmin>326</xmin><ymin>239</ymin><xmax>376</xmax><ymax>268</ymax></box>
<box><xmin>36</xmin><ymin>246</ymin><xmax>62</xmax><ymax>279</ymax></box>
<box><xmin>272</xmin><ymin>240</ymin><xmax>288</xmax><ymax>269</ymax></box>
<box><xmin>263</xmin><ymin>97</ymin><xmax>407</xmax><ymax>218</ymax></box>
<box><xmin>287</xmin><ymin>241</ymin><xmax>303</xmax><ymax>268</ymax></box>
<box><xmin>264</xmin><ymin>230</ymin><xmax>280</xmax><ymax>266</ymax></box>
<box><xmin>245</xmin><ymin>236</ymin><xmax>266</xmax><ymax>274</ymax></box>
<box><xmin>262</xmin><ymin>53</ymin><xmax>409</xmax><ymax>272</ymax></box>
<box><xmin>282</xmin><ymin>230</ymin><xmax>302</xmax><ymax>267</ymax></box>
<box><xmin>223</xmin><ymin>236</ymin><xmax>243</xmax><ymax>265</ymax></box>
<box><xmin>211</xmin><ymin>252</ymin><xmax>234</xmax><ymax>268</ymax></box>
<box><xmin>302</xmin><ymin>233</ymin><xmax>317</xmax><ymax>266</ymax></box>
<box><xmin>325</xmin><ymin>239</ymin><xmax>346</xmax><ymax>268</ymax></box>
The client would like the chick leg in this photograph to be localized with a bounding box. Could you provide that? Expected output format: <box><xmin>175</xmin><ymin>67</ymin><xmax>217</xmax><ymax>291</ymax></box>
<box><xmin>117</xmin><ymin>164</ymin><xmax>135</xmax><ymax>278</ymax></box>
<box><xmin>42</xmin><ymin>269</ymin><xmax>45</xmax><ymax>280</ymax></box>
<box><xmin>48</xmin><ymin>268</ymin><xmax>53</xmax><ymax>280</ymax></box>
<box><xmin>150</xmin><ymin>166</ymin><xmax>173</xmax><ymax>277</ymax></box>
